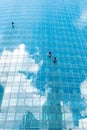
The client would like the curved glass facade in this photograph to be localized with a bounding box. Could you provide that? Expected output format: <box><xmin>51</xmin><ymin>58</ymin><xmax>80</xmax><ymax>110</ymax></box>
<box><xmin>0</xmin><ymin>0</ymin><xmax>87</xmax><ymax>129</ymax></box>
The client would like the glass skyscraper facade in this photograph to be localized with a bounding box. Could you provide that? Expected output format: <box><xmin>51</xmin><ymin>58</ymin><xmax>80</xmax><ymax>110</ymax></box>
<box><xmin>0</xmin><ymin>0</ymin><xmax>87</xmax><ymax>129</ymax></box>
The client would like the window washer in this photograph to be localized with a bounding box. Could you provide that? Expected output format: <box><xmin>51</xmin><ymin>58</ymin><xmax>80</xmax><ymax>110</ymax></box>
<box><xmin>11</xmin><ymin>22</ymin><xmax>14</xmax><ymax>28</ymax></box>
<box><xmin>48</xmin><ymin>51</ymin><xmax>52</xmax><ymax>57</ymax></box>
<box><xmin>53</xmin><ymin>57</ymin><xmax>57</xmax><ymax>63</ymax></box>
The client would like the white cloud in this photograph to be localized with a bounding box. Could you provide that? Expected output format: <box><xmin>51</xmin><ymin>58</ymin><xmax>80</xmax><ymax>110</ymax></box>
<box><xmin>61</xmin><ymin>101</ymin><xmax>74</xmax><ymax>129</ymax></box>
<box><xmin>80</xmin><ymin>79</ymin><xmax>87</xmax><ymax>116</ymax></box>
<box><xmin>79</xmin><ymin>118</ymin><xmax>87</xmax><ymax>128</ymax></box>
<box><xmin>80</xmin><ymin>79</ymin><xmax>87</xmax><ymax>97</ymax></box>
<box><xmin>73</xmin><ymin>118</ymin><xmax>87</xmax><ymax>129</ymax></box>
<box><xmin>0</xmin><ymin>44</ymin><xmax>43</xmax><ymax>75</ymax></box>
<box><xmin>69</xmin><ymin>79</ymin><xmax>87</xmax><ymax>129</ymax></box>
<box><xmin>0</xmin><ymin>44</ymin><xmax>48</xmax><ymax>122</ymax></box>
<box><xmin>61</xmin><ymin>101</ymin><xmax>87</xmax><ymax>130</ymax></box>
<box><xmin>75</xmin><ymin>10</ymin><xmax>87</xmax><ymax>29</ymax></box>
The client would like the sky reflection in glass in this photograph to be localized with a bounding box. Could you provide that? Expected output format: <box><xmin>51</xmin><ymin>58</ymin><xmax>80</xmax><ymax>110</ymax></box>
<box><xmin>0</xmin><ymin>0</ymin><xmax>87</xmax><ymax>130</ymax></box>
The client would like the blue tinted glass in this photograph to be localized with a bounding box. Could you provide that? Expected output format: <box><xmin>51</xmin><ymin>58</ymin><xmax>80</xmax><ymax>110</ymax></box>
<box><xmin>0</xmin><ymin>0</ymin><xmax>87</xmax><ymax>130</ymax></box>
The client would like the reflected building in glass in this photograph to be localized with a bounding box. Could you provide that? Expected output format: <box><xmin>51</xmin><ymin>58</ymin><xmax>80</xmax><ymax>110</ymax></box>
<box><xmin>0</xmin><ymin>0</ymin><xmax>87</xmax><ymax>130</ymax></box>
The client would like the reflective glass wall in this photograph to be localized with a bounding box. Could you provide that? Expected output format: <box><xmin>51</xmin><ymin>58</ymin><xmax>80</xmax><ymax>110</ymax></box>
<box><xmin>0</xmin><ymin>0</ymin><xmax>87</xmax><ymax>130</ymax></box>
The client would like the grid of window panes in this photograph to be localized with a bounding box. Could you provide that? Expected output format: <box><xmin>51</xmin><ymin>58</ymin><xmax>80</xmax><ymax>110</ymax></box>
<box><xmin>0</xmin><ymin>0</ymin><xmax>87</xmax><ymax>130</ymax></box>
